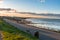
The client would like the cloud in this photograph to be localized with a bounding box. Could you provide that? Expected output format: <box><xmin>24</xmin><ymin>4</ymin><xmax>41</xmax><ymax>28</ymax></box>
<box><xmin>40</xmin><ymin>0</ymin><xmax>46</xmax><ymax>3</ymax></box>
<box><xmin>0</xmin><ymin>0</ymin><xmax>3</xmax><ymax>6</ymax></box>
<box><xmin>0</xmin><ymin>0</ymin><xmax>3</xmax><ymax>3</ymax></box>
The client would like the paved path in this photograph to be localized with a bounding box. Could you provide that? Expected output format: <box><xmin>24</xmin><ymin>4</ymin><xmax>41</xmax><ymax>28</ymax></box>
<box><xmin>38</xmin><ymin>28</ymin><xmax>60</xmax><ymax>40</ymax></box>
<box><xmin>3</xmin><ymin>19</ymin><xmax>60</xmax><ymax>40</ymax></box>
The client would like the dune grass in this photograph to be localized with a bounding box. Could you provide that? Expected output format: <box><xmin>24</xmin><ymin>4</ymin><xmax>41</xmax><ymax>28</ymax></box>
<box><xmin>0</xmin><ymin>19</ymin><xmax>38</xmax><ymax>40</ymax></box>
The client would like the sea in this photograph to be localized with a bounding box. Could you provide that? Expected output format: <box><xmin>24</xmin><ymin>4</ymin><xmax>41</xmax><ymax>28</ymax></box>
<box><xmin>26</xmin><ymin>18</ymin><xmax>60</xmax><ymax>31</ymax></box>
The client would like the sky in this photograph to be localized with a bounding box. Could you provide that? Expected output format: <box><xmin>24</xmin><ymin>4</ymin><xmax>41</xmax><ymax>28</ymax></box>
<box><xmin>0</xmin><ymin>0</ymin><xmax>60</xmax><ymax>14</ymax></box>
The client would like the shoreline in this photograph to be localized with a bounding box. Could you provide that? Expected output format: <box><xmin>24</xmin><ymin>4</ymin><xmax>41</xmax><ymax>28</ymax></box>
<box><xmin>7</xmin><ymin>18</ymin><xmax>60</xmax><ymax>33</ymax></box>
<box><xmin>25</xmin><ymin>19</ymin><xmax>60</xmax><ymax>33</ymax></box>
<box><xmin>3</xmin><ymin>18</ymin><xmax>60</xmax><ymax>40</ymax></box>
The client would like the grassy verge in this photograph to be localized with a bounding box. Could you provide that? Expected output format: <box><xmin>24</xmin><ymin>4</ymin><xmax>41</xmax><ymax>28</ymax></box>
<box><xmin>0</xmin><ymin>19</ymin><xmax>38</xmax><ymax>40</ymax></box>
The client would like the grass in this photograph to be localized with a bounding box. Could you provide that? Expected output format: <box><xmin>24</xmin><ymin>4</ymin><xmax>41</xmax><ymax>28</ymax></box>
<box><xmin>0</xmin><ymin>19</ymin><xmax>38</xmax><ymax>40</ymax></box>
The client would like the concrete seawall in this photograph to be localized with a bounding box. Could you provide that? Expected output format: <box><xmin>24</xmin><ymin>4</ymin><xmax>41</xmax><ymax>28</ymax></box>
<box><xmin>3</xmin><ymin>19</ymin><xmax>40</xmax><ymax>37</ymax></box>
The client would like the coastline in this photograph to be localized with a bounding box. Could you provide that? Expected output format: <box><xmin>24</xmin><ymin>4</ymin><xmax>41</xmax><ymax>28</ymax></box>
<box><xmin>7</xmin><ymin>17</ymin><xmax>60</xmax><ymax>33</ymax></box>
<box><xmin>25</xmin><ymin>19</ymin><xmax>60</xmax><ymax>33</ymax></box>
<box><xmin>3</xmin><ymin>18</ymin><xmax>60</xmax><ymax>40</ymax></box>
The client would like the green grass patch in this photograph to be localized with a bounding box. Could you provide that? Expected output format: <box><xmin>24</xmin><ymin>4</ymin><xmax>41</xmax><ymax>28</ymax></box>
<box><xmin>0</xmin><ymin>19</ymin><xmax>38</xmax><ymax>40</ymax></box>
